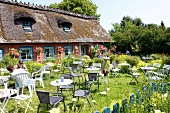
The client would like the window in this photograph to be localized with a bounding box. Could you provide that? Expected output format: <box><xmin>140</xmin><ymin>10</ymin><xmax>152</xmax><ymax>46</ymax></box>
<box><xmin>81</xmin><ymin>46</ymin><xmax>87</xmax><ymax>56</ymax></box>
<box><xmin>63</xmin><ymin>26</ymin><xmax>70</xmax><ymax>32</ymax></box>
<box><xmin>0</xmin><ymin>48</ymin><xmax>4</xmax><ymax>61</ymax></box>
<box><xmin>22</xmin><ymin>21</ymin><xmax>32</xmax><ymax>32</ymax></box>
<box><xmin>19</xmin><ymin>47</ymin><xmax>33</xmax><ymax>61</ymax></box>
<box><xmin>64</xmin><ymin>46</ymin><xmax>72</xmax><ymax>56</ymax></box>
<box><xmin>44</xmin><ymin>47</ymin><xmax>55</xmax><ymax>59</ymax></box>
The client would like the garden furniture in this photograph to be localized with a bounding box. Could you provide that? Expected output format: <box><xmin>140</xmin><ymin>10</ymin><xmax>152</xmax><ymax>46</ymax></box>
<box><xmin>0</xmin><ymin>88</ymin><xmax>17</xmax><ymax>113</ymax></box>
<box><xmin>68</xmin><ymin>67</ymin><xmax>83</xmax><ymax>87</ymax></box>
<box><xmin>0</xmin><ymin>68</ymin><xmax>9</xmax><ymax>76</ymax></box>
<box><xmin>11</xmin><ymin>85</ymin><xmax>34</xmax><ymax>113</ymax></box>
<box><xmin>36</xmin><ymin>90</ymin><xmax>65</xmax><ymax>112</ymax></box>
<box><xmin>0</xmin><ymin>76</ymin><xmax>10</xmax><ymax>86</ymax></box>
<box><xmin>32</xmin><ymin>66</ymin><xmax>50</xmax><ymax>88</ymax></box>
<box><xmin>118</xmin><ymin>62</ymin><xmax>131</xmax><ymax>74</ymax></box>
<box><xmin>85</xmin><ymin>72</ymin><xmax>100</xmax><ymax>91</ymax></box>
<box><xmin>11</xmin><ymin>72</ymin><xmax>35</xmax><ymax>95</ymax></box>
<box><xmin>129</xmin><ymin>68</ymin><xmax>141</xmax><ymax>84</ymax></box>
<box><xmin>140</xmin><ymin>66</ymin><xmax>162</xmax><ymax>81</ymax></box>
<box><xmin>59</xmin><ymin>74</ymin><xmax>74</xmax><ymax>94</ymax></box>
<box><xmin>50</xmin><ymin>78</ymin><xmax>73</xmax><ymax>93</ymax></box>
<box><xmin>141</xmin><ymin>56</ymin><xmax>153</xmax><ymax>62</ymax></box>
<box><xmin>152</xmin><ymin>64</ymin><xmax>170</xmax><ymax>79</ymax></box>
<box><xmin>109</xmin><ymin>63</ymin><xmax>120</xmax><ymax>77</ymax></box>
<box><xmin>73</xmin><ymin>81</ymin><xmax>94</xmax><ymax>107</ymax></box>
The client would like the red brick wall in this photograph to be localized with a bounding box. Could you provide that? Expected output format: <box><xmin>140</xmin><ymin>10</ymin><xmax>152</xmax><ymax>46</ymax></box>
<box><xmin>0</xmin><ymin>43</ymin><xmax>98</xmax><ymax>61</ymax></box>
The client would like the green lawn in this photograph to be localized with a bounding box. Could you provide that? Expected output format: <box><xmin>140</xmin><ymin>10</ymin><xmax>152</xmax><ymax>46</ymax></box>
<box><xmin>4</xmin><ymin>70</ymin><xmax>168</xmax><ymax>113</ymax></box>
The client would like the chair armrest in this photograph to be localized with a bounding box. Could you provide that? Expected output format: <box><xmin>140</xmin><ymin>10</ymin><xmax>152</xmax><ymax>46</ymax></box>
<box><xmin>32</xmin><ymin>70</ymin><xmax>40</xmax><ymax>77</ymax></box>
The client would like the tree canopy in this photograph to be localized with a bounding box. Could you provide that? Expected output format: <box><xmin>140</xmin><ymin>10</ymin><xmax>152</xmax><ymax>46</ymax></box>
<box><xmin>49</xmin><ymin>0</ymin><xmax>100</xmax><ymax>20</ymax></box>
<box><xmin>109</xmin><ymin>16</ymin><xmax>170</xmax><ymax>55</ymax></box>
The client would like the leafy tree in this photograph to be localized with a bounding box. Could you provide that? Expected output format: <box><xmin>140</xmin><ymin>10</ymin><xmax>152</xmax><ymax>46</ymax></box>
<box><xmin>49</xmin><ymin>0</ymin><xmax>100</xmax><ymax>20</ymax></box>
<box><xmin>109</xmin><ymin>16</ymin><xmax>170</xmax><ymax>55</ymax></box>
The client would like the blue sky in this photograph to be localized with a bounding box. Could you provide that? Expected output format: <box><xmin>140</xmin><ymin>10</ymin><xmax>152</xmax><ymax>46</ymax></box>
<box><xmin>21</xmin><ymin>0</ymin><xmax>170</xmax><ymax>31</ymax></box>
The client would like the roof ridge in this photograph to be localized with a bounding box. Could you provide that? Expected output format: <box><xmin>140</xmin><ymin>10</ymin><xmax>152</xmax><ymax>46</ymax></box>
<box><xmin>0</xmin><ymin>0</ymin><xmax>97</xmax><ymax>20</ymax></box>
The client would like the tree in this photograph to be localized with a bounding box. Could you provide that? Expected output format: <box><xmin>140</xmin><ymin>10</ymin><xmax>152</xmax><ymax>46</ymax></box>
<box><xmin>109</xmin><ymin>16</ymin><xmax>170</xmax><ymax>55</ymax></box>
<box><xmin>49</xmin><ymin>0</ymin><xmax>100</xmax><ymax>20</ymax></box>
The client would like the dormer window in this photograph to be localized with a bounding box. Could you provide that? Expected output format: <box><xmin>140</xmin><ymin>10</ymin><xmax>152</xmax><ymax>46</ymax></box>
<box><xmin>63</xmin><ymin>26</ymin><xmax>70</xmax><ymax>32</ymax></box>
<box><xmin>57</xmin><ymin>16</ymin><xmax>72</xmax><ymax>32</ymax></box>
<box><xmin>14</xmin><ymin>12</ymin><xmax>36</xmax><ymax>32</ymax></box>
<box><xmin>22</xmin><ymin>21</ymin><xmax>32</xmax><ymax>32</ymax></box>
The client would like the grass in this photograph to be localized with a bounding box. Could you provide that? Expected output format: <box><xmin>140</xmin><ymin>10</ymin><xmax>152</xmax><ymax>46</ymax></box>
<box><xmin>3</xmin><ymin>69</ymin><xmax>169</xmax><ymax>113</ymax></box>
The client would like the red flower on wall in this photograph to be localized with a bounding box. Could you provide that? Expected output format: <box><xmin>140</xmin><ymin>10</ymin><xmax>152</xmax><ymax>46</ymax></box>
<box><xmin>57</xmin><ymin>46</ymin><xmax>63</xmax><ymax>53</ymax></box>
<box><xmin>9</xmin><ymin>48</ymin><xmax>20</xmax><ymax>58</ymax></box>
<box><xmin>100</xmin><ymin>45</ymin><xmax>107</xmax><ymax>51</ymax></box>
<box><xmin>34</xmin><ymin>47</ymin><xmax>43</xmax><ymax>55</ymax></box>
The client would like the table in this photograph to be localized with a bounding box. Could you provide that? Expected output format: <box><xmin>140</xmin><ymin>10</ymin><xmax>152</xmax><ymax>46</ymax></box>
<box><xmin>73</xmin><ymin>61</ymin><xmax>82</xmax><ymax>64</ymax></box>
<box><xmin>0</xmin><ymin>69</ymin><xmax>9</xmax><ymax>76</ymax></box>
<box><xmin>0</xmin><ymin>76</ymin><xmax>10</xmax><ymax>86</ymax></box>
<box><xmin>46</xmin><ymin>62</ymin><xmax>54</xmax><ymax>67</ymax></box>
<box><xmin>86</xmin><ymin>67</ymin><xmax>100</xmax><ymax>72</ymax></box>
<box><xmin>118</xmin><ymin>63</ymin><xmax>131</xmax><ymax>67</ymax></box>
<box><xmin>50</xmin><ymin>79</ymin><xmax>73</xmax><ymax>92</ymax></box>
<box><xmin>142</xmin><ymin>57</ymin><xmax>153</xmax><ymax>62</ymax></box>
<box><xmin>140</xmin><ymin>66</ymin><xmax>156</xmax><ymax>75</ymax></box>
<box><xmin>0</xmin><ymin>89</ymin><xmax>17</xmax><ymax>113</ymax></box>
<box><xmin>118</xmin><ymin>63</ymin><xmax>131</xmax><ymax>73</ymax></box>
<box><xmin>140</xmin><ymin>66</ymin><xmax>158</xmax><ymax>80</ymax></box>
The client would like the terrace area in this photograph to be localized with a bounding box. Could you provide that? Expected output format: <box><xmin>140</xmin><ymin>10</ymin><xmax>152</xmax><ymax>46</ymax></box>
<box><xmin>0</xmin><ymin>54</ymin><xmax>170</xmax><ymax>113</ymax></box>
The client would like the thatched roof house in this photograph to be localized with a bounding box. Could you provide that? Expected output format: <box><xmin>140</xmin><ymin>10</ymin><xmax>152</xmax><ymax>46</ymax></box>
<box><xmin>0</xmin><ymin>0</ymin><xmax>111</xmax><ymax>61</ymax></box>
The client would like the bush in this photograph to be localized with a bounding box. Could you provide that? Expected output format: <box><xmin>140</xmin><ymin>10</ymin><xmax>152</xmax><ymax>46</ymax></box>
<box><xmin>126</xmin><ymin>56</ymin><xmax>140</xmax><ymax>67</ymax></box>
<box><xmin>25</xmin><ymin>61</ymin><xmax>44</xmax><ymax>73</ymax></box>
<box><xmin>162</xmin><ymin>56</ymin><xmax>170</xmax><ymax>65</ymax></box>
<box><xmin>93</xmin><ymin>58</ymin><xmax>104</xmax><ymax>64</ymax></box>
<box><xmin>0</xmin><ymin>53</ymin><xmax>18</xmax><ymax>68</ymax></box>
<box><xmin>150</xmin><ymin>54</ymin><xmax>166</xmax><ymax>60</ymax></box>
<box><xmin>109</xmin><ymin>54</ymin><xmax>118</xmax><ymax>64</ymax></box>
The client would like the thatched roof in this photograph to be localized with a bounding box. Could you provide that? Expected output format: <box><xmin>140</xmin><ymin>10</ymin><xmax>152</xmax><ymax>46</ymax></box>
<box><xmin>0</xmin><ymin>0</ymin><xmax>111</xmax><ymax>43</ymax></box>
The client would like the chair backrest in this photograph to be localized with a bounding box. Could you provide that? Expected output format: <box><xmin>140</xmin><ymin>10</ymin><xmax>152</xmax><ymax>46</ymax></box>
<box><xmin>153</xmin><ymin>63</ymin><xmax>161</xmax><ymax>68</ymax></box>
<box><xmin>112</xmin><ymin>62</ymin><xmax>118</xmax><ymax>69</ymax></box>
<box><xmin>71</xmin><ymin>63</ymin><xmax>78</xmax><ymax>72</ymax></box>
<box><xmin>40</xmin><ymin>66</ymin><xmax>46</xmax><ymax>73</ymax></box>
<box><xmin>36</xmin><ymin>90</ymin><xmax>50</xmax><ymax>104</ymax></box>
<box><xmin>88</xmin><ymin>62</ymin><xmax>93</xmax><ymax>67</ymax></box>
<box><xmin>68</xmin><ymin>67</ymin><xmax>74</xmax><ymax>75</ymax></box>
<box><xmin>62</xmin><ymin>74</ymin><xmax>72</xmax><ymax>79</ymax></box>
<box><xmin>88</xmin><ymin>73</ymin><xmax>98</xmax><ymax>81</ymax></box>
<box><xmin>11</xmin><ymin>73</ymin><xmax>32</xmax><ymax>87</ymax></box>
<box><xmin>93</xmin><ymin>63</ymin><xmax>101</xmax><ymax>68</ymax></box>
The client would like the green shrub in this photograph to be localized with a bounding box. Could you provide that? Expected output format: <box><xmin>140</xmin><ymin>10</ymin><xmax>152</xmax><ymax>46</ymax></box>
<box><xmin>126</xmin><ymin>56</ymin><xmax>140</xmax><ymax>67</ymax></box>
<box><xmin>89</xmin><ymin>48</ymin><xmax>97</xmax><ymax>59</ymax></box>
<box><xmin>93</xmin><ymin>58</ymin><xmax>104</xmax><ymax>63</ymax></box>
<box><xmin>42</xmin><ymin>57</ymin><xmax>59</xmax><ymax>64</ymax></box>
<box><xmin>150</xmin><ymin>54</ymin><xmax>166</xmax><ymax>60</ymax></box>
<box><xmin>162</xmin><ymin>56</ymin><xmax>170</xmax><ymax>65</ymax></box>
<box><xmin>109</xmin><ymin>54</ymin><xmax>118</xmax><ymax>64</ymax></box>
<box><xmin>25</xmin><ymin>61</ymin><xmax>44</xmax><ymax>73</ymax></box>
<box><xmin>0</xmin><ymin>53</ymin><xmax>18</xmax><ymax>68</ymax></box>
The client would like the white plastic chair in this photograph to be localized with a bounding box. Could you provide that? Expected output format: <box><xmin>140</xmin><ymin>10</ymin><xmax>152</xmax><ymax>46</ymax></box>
<box><xmin>0</xmin><ymin>89</ymin><xmax>17</xmax><ymax>113</ymax></box>
<box><xmin>93</xmin><ymin>63</ymin><xmax>101</xmax><ymax>69</ymax></box>
<box><xmin>11</xmin><ymin>73</ymin><xmax>35</xmax><ymax>95</ymax></box>
<box><xmin>32</xmin><ymin>66</ymin><xmax>50</xmax><ymax>88</ymax></box>
<box><xmin>109</xmin><ymin>63</ymin><xmax>120</xmax><ymax>77</ymax></box>
<box><xmin>11</xmin><ymin>85</ymin><xmax>34</xmax><ymax>113</ymax></box>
